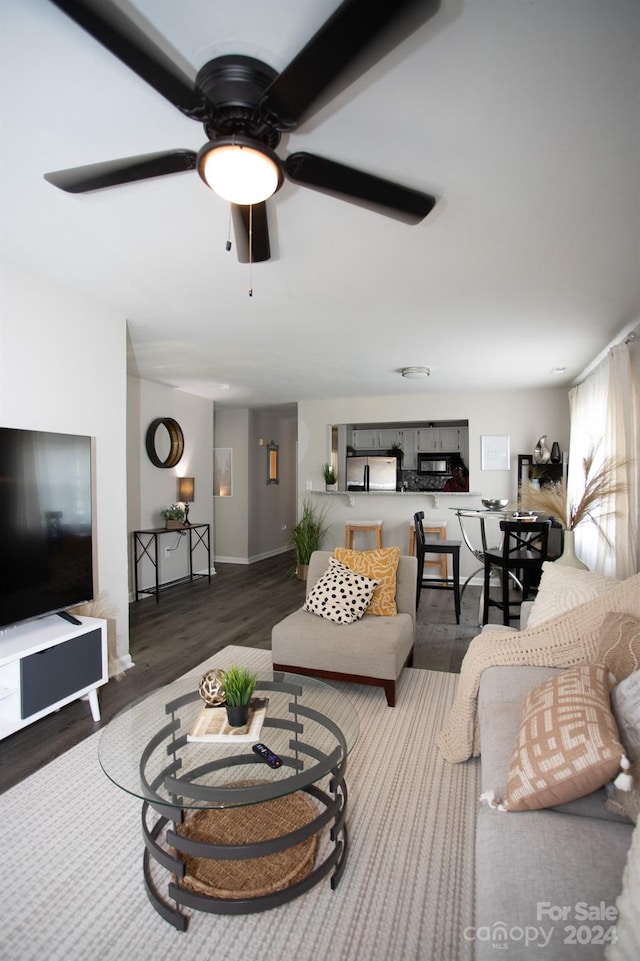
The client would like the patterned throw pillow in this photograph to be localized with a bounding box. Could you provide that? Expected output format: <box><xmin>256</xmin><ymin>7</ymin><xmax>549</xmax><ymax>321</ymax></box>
<box><xmin>503</xmin><ymin>664</ymin><xmax>625</xmax><ymax>812</ymax></box>
<box><xmin>526</xmin><ymin>563</ymin><xmax>620</xmax><ymax>629</ymax></box>
<box><xmin>303</xmin><ymin>558</ymin><xmax>379</xmax><ymax>625</ymax></box>
<box><xmin>598</xmin><ymin>613</ymin><xmax>640</xmax><ymax>686</ymax></box>
<box><xmin>333</xmin><ymin>546</ymin><xmax>400</xmax><ymax>616</ymax></box>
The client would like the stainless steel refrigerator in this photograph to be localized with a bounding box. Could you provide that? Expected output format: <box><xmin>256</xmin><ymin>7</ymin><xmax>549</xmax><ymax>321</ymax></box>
<box><xmin>346</xmin><ymin>456</ymin><xmax>398</xmax><ymax>491</ymax></box>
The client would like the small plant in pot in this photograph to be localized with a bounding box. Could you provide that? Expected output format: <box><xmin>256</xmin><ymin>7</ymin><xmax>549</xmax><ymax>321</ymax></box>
<box><xmin>321</xmin><ymin>463</ymin><xmax>337</xmax><ymax>490</ymax></box>
<box><xmin>222</xmin><ymin>665</ymin><xmax>258</xmax><ymax>727</ymax></box>
<box><xmin>161</xmin><ymin>504</ymin><xmax>186</xmax><ymax>529</ymax></box>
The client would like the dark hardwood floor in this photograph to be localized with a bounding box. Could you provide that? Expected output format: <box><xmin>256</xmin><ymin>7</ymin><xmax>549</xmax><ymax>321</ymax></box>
<box><xmin>0</xmin><ymin>551</ymin><xmax>483</xmax><ymax>794</ymax></box>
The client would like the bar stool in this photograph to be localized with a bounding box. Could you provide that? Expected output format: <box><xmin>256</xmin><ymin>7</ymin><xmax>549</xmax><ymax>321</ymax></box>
<box><xmin>408</xmin><ymin>521</ymin><xmax>448</xmax><ymax>580</ymax></box>
<box><xmin>344</xmin><ymin>520</ymin><xmax>384</xmax><ymax>550</ymax></box>
<box><xmin>413</xmin><ymin>511</ymin><xmax>461</xmax><ymax>624</ymax></box>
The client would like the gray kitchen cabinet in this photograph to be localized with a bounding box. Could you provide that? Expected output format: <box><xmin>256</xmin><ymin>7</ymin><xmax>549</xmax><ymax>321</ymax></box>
<box><xmin>377</xmin><ymin>429</ymin><xmax>403</xmax><ymax>449</ymax></box>
<box><xmin>400</xmin><ymin>429</ymin><xmax>416</xmax><ymax>468</ymax></box>
<box><xmin>417</xmin><ymin>427</ymin><xmax>461</xmax><ymax>451</ymax></box>
<box><xmin>352</xmin><ymin>429</ymin><xmax>380</xmax><ymax>449</ymax></box>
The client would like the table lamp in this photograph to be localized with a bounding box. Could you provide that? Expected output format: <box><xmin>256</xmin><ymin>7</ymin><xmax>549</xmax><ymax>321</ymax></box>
<box><xmin>178</xmin><ymin>476</ymin><xmax>195</xmax><ymax>526</ymax></box>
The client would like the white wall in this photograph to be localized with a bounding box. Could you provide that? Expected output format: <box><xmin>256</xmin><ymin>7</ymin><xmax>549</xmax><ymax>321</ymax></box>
<box><xmin>297</xmin><ymin>387</ymin><xmax>571</xmax><ymax>578</ymax></box>
<box><xmin>248</xmin><ymin>409</ymin><xmax>298</xmax><ymax>562</ymax></box>
<box><xmin>127</xmin><ymin>376</ymin><xmax>214</xmax><ymax>593</ymax></box>
<box><xmin>0</xmin><ymin>263</ymin><xmax>130</xmax><ymax>671</ymax></box>
<box><xmin>214</xmin><ymin>406</ymin><xmax>297</xmax><ymax>563</ymax></box>
<box><xmin>299</xmin><ymin>388</ymin><xmax>570</xmax><ymax>496</ymax></box>
<box><xmin>213</xmin><ymin>408</ymin><xmax>250</xmax><ymax>562</ymax></box>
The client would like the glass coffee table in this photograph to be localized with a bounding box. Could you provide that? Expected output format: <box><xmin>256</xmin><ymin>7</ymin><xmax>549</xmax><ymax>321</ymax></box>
<box><xmin>99</xmin><ymin>670</ymin><xmax>359</xmax><ymax>931</ymax></box>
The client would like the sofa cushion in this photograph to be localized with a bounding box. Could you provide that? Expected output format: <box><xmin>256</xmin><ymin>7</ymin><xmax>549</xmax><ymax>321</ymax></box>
<box><xmin>611</xmin><ymin>669</ymin><xmax>640</xmax><ymax>761</ymax></box>
<box><xmin>598</xmin><ymin>613</ymin><xmax>640</xmax><ymax>686</ymax></box>
<box><xmin>476</xmin><ymin>806</ymin><xmax>632</xmax><ymax>960</ymax></box>
<box><xmin>271</xmin><ymin>607</ymin><xmax>415</xmax><ymax>680</ymax></box>
<box><xmin>479</xmin><ymin>666</ymin><xmax>629</xmax><ymax>823</ymax></box>
<box><xmin>526</xmin><ymin>562</ymin><xmax>620</xmax><ymax>629</ymax></box>
<box><xmin>503</xmin><ymin>664</ymin><xmax>625</xmax><ymax>812</ymax></box>
<box><xmin>333</xmin><ymin>547</ymin><xmax>400</xmax><ymax>616</ymax></box>
<box><xmin>303</xmin><ymin>557</ymin><xmax>379</xmax><ymax>624</ymax></box>
<box><xmin>606</xmin><ymin>820</ymin><xmax>640</xmax><ymax>961</ymax></box>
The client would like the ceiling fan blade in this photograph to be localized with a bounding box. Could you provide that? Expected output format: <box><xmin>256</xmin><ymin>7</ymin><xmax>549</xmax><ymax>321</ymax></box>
<box><xmin>44</xmin><ymin>150</ymin><xmax>197</xmax><ymax>193</ymax></box>
<box><xmin>49</xmin><ymin>0</ymin><xmax>201</xmax><ymax>115</ymax></box>
<box><xmin>284</xmin><ymin>152</ymin><xmax>435</xmax><ymax>225</ymax></box>
<box><xmin>231</xmin><ymin>204</ymin><xmax>271</xmax><ymax>263</ymax></box>
<box><xmin>262</xmin><ymin>0</ymin><xmax>440</xmax><ymax>128</ymax></box>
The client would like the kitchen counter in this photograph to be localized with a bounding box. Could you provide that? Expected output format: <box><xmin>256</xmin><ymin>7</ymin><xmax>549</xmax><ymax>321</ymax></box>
<box><xmin>308</xmin><ymin>489</ymin><xmax>487</xmax><ymax>578</ymax></box>
<box><xmin>317</xmin><ymin>489</ymin><xmax>481</xmax><ymax>507</ymax></box>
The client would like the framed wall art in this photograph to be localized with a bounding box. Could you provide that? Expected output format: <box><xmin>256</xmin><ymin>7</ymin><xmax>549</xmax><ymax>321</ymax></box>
<box><xmin>481</xmin><ymin>434</ymin><xmax>510</xmax><ymax>471</ymax></box>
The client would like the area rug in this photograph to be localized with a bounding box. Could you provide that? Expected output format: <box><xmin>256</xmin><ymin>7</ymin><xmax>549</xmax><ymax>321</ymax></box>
<box><xmin>0</xmin><ymin>646</ymin><xmax>480</xmax><ymax>961</ymax></box>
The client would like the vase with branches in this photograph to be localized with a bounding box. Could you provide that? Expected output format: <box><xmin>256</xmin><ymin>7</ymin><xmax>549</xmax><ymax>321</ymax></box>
<box><xmin>518</xmin><ymin>447</ymin><xmax>628</xmax><ymax>567</ymax></box>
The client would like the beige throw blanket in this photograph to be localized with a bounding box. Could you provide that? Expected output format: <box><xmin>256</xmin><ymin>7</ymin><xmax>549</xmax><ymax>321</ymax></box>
<box><xmin>437</xmin><ymin>572</ymin><xmax>640</xmax><ymax>763</ymax></box>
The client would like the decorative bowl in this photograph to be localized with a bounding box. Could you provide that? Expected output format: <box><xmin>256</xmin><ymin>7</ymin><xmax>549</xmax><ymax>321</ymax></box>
<box><xmin>481</xmin><ymin>498</ymin><xmax>509</xmax><ymax>510</ymax></box>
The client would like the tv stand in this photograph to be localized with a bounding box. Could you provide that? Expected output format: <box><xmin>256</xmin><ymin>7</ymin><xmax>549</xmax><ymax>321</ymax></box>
<box><xmin>0</xmin><ymin>615</ymin><xmax>108</xmax><ymax>740</ymax></box>
<box><xmin>57</xmin><ymin>610</ymin><xmax>83</xmax><ymax>626</ymax></box>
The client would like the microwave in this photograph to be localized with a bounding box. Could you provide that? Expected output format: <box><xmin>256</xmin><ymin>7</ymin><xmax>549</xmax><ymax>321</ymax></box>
<box><xmin>417</xmin><ymin>454</ymin><xmax>454</xmax><ymax>475</ymax></box>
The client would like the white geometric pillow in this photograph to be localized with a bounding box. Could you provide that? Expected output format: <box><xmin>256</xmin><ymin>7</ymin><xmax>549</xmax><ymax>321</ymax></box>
<box><xmin>611</xmin><ymin>669</ymin><xmax>640</xmax><ymax>762</ymax></box>
<box><xmin>304</xmin><ymin>558</ymin><xmax>379</xmax><ymax>624</ymax></box>
<box><xmin>526</xmin><ymin>562</ymin><xmax>620</xmax><ymax>628</ymax></box>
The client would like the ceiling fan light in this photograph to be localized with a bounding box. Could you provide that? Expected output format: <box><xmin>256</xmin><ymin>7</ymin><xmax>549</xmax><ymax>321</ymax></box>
<box><xmin>401</xmin><ymin>366</ymin><xmax>431</xmax><ymax>379</ymax></box>
<box><xmin>197</xmin><ymin>139</ymin><xmax>283</xmax><ymax>205</ymax></box>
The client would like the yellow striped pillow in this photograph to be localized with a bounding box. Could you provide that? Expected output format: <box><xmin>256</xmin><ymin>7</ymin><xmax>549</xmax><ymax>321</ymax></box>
<box><xmin>333</xmin><ymin>547</ymin><xmax>400</xmax><ymax>616</ymax></box>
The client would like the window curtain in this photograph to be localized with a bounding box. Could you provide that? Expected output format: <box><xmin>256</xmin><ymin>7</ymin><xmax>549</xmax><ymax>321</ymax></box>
<box><xmin>568</xmin><ymin>343</ymin><xmax>638</xmax><ymax>577</ymax></box>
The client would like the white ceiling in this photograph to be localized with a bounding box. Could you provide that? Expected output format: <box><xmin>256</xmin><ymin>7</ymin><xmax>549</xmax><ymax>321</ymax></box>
<box><xmin>1</xmin><ymin>0</ymin><xmax>639</xmax><ymax>408</ymax></box>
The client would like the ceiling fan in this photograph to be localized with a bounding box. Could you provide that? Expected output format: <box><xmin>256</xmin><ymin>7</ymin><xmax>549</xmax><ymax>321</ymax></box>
<box><xmin>44</xmin><ymin>0</ymin><xmax>439</xmax><ymax>262</ymax></box>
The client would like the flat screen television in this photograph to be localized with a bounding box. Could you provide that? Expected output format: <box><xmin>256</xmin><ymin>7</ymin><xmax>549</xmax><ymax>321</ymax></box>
<box><xmin>0</xmin><ymin>427</ymin><xmax>94</xmax><ymax>629</ymax></box>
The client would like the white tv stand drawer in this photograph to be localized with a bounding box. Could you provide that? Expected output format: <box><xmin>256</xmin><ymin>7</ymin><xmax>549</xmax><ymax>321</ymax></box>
<box><xmin>0</xmin><ymin>615</ymin><xmax>108</xmax><ymax>740</ymax></box>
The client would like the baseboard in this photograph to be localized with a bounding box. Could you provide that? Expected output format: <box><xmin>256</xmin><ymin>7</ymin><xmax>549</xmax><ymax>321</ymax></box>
<box><xmin>110</xmin><ymin>652</ymin><xmax>134</xmax><ymax>678</ymax></box>
<box><xmin>214</xmin><ymin>546</ymin><xmax>293</xmax><ymax>565</ymax></box>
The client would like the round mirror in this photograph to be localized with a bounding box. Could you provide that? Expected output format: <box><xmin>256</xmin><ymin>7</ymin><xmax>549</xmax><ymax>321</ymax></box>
<box><xmin>145</xmin><ymin>418</ymin><xmax>184</xmax><ymax>468</ymax></box>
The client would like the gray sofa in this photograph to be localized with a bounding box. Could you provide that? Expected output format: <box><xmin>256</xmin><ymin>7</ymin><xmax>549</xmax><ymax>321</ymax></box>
<box><xmin>271</xmin><ymin>550</ymin><xmax>417</xmax><ymax>706</ymax></box>
<box><xmin>475</xmin><ymin>662</ymin><xmax>633</xmax><ymax>960</ymax></box>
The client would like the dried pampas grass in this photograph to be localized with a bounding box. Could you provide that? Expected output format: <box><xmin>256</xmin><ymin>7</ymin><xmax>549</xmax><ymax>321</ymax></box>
<box><xmin>519</xmin><ymin>447</ymin><xmax>628</xmax><ymax>544</ymax></box>
<box><xmin>68</xmin><ymin>592</ymin><xmax>126</xmax><ymax>680</ymax></box>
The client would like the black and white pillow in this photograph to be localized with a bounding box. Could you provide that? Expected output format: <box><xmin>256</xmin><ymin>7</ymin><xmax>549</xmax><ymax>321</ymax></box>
<box><xmin>304</xmin><ymin>557</ymin><xmax>379</xmax><ymax>624</ymax></box>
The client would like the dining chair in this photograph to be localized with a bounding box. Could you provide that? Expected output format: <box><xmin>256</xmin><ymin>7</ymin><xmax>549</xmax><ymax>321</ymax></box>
<box><xmin>482</xmin><ymin>519</ymin><xmax>551</xmax><ymax>625</ymax></box>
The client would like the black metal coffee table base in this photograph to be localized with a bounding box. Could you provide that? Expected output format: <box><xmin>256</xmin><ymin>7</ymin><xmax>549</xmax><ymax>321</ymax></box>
<box><xmin>141</xmin><ymin>774</ymin><xmax>348</xmax><ymax>930</ymax></box>
<box><xmin>134</xmin><ymin>676</ymin><xmax>351</xmax><ymax>931</ymax></box>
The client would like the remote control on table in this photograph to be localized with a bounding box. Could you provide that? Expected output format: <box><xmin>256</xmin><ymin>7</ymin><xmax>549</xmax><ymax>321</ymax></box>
<box><xmin>252</xmin><ymin>743</ymin><xmax>282</xmax><ymax>769</ymax></box>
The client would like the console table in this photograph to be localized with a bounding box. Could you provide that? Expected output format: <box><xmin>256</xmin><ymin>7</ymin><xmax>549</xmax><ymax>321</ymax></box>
<box><xmin>133</xmin><ymin>524</ymin><xmax>211</xmax><ymax>602</ymax></box>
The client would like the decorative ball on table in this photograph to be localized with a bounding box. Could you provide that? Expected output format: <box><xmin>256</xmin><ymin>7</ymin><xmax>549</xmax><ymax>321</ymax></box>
<box><xmin>198</xmin><ymin>669</ymin><xmax>227</xmax><ymax>706</ymax></box>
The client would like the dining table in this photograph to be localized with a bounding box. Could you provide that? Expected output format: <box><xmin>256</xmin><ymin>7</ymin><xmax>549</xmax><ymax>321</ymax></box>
<box><xmin>450</xmin><ymin>507</ymin><xmax>543</xmax><ymax>624</ymax></box>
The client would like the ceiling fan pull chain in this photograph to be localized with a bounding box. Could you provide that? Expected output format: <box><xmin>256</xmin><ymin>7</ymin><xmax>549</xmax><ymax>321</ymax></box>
<box><xmin>248</xmin><ymin>204</ymin><xmax>254</xmax><ymax>297</ymax></box>
<box><xmin>226</xmin><ymin>206</ymin><xmax>232</xmax><ymax>251</ymax></box>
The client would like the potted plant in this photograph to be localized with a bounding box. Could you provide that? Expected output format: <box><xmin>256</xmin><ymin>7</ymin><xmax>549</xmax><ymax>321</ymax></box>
<box><xmin>221</xmin><ymin>665</ymin><xmax>258</xmax><ymax>727</ymax></box>
<box><xmin>161</xmin><ymin>504</ymin><xmax>186</xmax><ymax>529</ymax></box>
<box><xmin>290</xmin><ymin>498</ymin><xmax>330</xmax><ymax>581</ymax></box>
<box><xmin>388</xmin><ymin>442</ymin><xmax>404</xmax><ymax>466</ymax></box>
<box><xmin>321</xmin><ymin>463</ymin><xmax>337</xmax><ymax>490</ymax></box>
